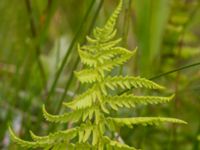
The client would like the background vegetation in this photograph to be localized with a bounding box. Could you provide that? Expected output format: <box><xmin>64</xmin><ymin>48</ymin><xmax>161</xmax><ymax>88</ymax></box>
<box><xmin>0</xmin><ymin>0</ymin><xmax>200</xmax><ymax>149</ymax></box>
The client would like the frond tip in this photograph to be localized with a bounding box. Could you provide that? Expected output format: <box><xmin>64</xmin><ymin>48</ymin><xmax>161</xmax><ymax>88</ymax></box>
<box><xmin>8</xmin><ymin>126</ymin><xmax>42</xmax><ymax>148</ymax></box>
<box><xmin>93</xmin><ymin>0</ymin><xmax>123</xmax><ymax>42</ymax></box>
<box><xmin>42</xmin><ymin>105</ymin><xmax>82</xmax><ymax>123</ymax></box>
<box><xmin>29</xmin><ymin>130</ymin><xmax>46</xmax><ymax>141</ymax></box>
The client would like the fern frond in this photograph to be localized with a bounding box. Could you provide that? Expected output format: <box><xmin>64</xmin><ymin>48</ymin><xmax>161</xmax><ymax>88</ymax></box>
<box><xmin>43</xmin><ymin>104</ymin><xmax>98</xmax><ymax>123</ymax></box>
<box><xmin>63</xmin><ymin>85</ymin><xmax>98</xmax><ymax>109</ymax></box>
<box><xmin>94</xmin><ymin>28</ymin><xmax>117</xmax><ymax>43</ymax></box>
<box><xmin>93</xmin><ymin>0</ymin><xmax>122</xmax><ymax>42</ymax></box>
<box><xmin>105</xmin><ymin>94</ymin><xmax>174</xmax><ymax>110</ymax></box>
<box><xmin>79</xmin><ymin>45</ymin><xmax>135</xmax><ymax>72</ymax></box>
<box><xmin>42</xmin><ymin>105</ymin><xmax>82</xmax><ymax>123</ymax></box>
<box><xmin>42</xmin><ymin>123</ymin><xmax>93</xmax><ymax>144</ymax></box>
<box><xmin>104</xmin><ymin>0</ymin><xmax>122</xmax><ymax>30</ymax></box>
<box><xmin>75</xmin><ymin>69</ymin><xmax>99</xmax><ymax>83</ymax></box>
<box><xmin>107</xmin><ymin>117</ymin><xmax>187</xmax><ymax>128</ymax></box>
<box><xmin>9</xmin><ymin>126</ymin><xmax>49</xmax><ymax>148</ymax></box>
<box><xmin>104</xmin><ymin>76</ymin><xmax>165</xmax><ymax>90</ymax></box>
<box><xmin>78</xmin><ymin>122</ymin><xmax>96</xmax><ymax>144</ymax></box>
<box><xmin>82</xmin><ymin>38</ymin><xmax>122</xmax><ymax>52</ymax></box>
<box><xmin>86</xmin><ymin>36</ymin><xmax>98</xmax><ymax>43</ymax></box>
<box><xmin>97</xmin><ymin>53</ymin><xmax>133</xmax><ymax>72</ymax></box>
<box><xmin>87</xmin><ymin>29</ymin><xmax>117</xmax><ymax>44</ymax></box>
<box><xmin>78</xmin><ymin>45</ymin><xmax>97</xmax><ymax>67</ymax></box>
<box><xmin>29</xmin><ymin>128</ymin><xmax>77</xmax><ymax>142</ymax></box>
<box><xmin>9</xmin><ymin>0</ymin><xmax>186</xmax><ymax>149</ymax></box>
<box><xmin>82</xmin><ymin>127</ymin><xmax>92</xmax><ymax>143</ymax></box>
<box><xmin>29</xmin><ymin>130</ymin><xmax>47</xmax><ymax>141</ymax></box>
<box><xmin>97</xmin><ymin>47</ymin><xmax>134</xmax><ymax>63</ymax></box>
<box><xmin>103</xmin><ymin>136</ymin><xmax>138</xmax><ymax>150</ymax></box>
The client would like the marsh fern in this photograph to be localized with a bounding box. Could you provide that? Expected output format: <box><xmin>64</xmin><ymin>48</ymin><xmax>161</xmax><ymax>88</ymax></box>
<box><xmin>9</xmin><ymin>0</ymin><xmax>186</xmax><ymax>149</ymax></box>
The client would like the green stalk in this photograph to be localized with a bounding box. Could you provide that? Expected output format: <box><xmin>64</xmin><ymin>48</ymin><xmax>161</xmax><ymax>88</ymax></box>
<box><xmin>45</xmin><ymin>0</ymin><xmax>96</xmax><ymax>104</ymax></box>
<box><xmin>119</xmin><ymin>61</ymin><xmax>200</xmax><ymax>95</ymax></box>
<box><xmin>37</xmin><ymin>0</ymin><xmax>58</xmax><ymax>46</ymax></box>
<box><xmin>149</xmin><ymin>62</ymin><xmax>200</xmax><ymax>80</ymax></box>
<box><xmin>119</xmin><ymin>0</ymin><xmax>131</xmax><ymax>75</ymax></box>
<box><xmin>121</xmin><ymin>0</ymin><xmax>131</xmax><ymax>47</ymax></box>
<box><xmin>55</xmin><ymin>57</ymin><xmax>79</xmax><ymax>114</ymax></box>
<box><xmin>24</xmin><ymin>0</ymin><xmax>47</xmax><ymax>88</ymax></box>
<box><xmin>17</xmin><ymin>0</ymin><xmax>57</xmax><ymax>134</ymax></box>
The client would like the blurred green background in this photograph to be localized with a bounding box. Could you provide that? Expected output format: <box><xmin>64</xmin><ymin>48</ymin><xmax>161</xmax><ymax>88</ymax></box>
<box><xmin>0</xmin><ymin>0</ymin><xmax>200</xmax><ymax>149</ymax></box>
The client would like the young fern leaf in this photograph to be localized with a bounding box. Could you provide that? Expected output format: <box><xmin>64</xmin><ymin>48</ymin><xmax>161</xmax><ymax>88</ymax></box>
<box><xmin>105</xmin><ymin>94</ymin><xmax>175</xmax><ymax>109</ymax></box>
<box><xmin>107</xmin><ymin>117</ymin><xmax>187</xmax><ymax>129</ymax></box>
<box><xmin>9</xmin><ymin>127</ymin><xmax>50</xmax><ymax>148</ymax></box>
<box><xmin>29</xmin><ymin>128</ymin><xmax>78</xmax><ymax>142</ymax></box>
<box><xmin>63</xmin><ymin>85</ymin><xmax>99</xmax><ymax>109</ymax></box>
<box><xmin>75</xmin><ymin>69</ymin><xmax>100</xmax><ymax>83</ymax></box>
<box><xmin>42</xmin><ymin>105</ymin><xmax>82</xmax><ymax>123</ymax></box>
<box><xmin>8</xmin><ymin>0</ymin><xmax>186</xmax><ymax>149</ymax></box>
<box><xmin>104</xmin><ymin>76</ymin><xmax>165</xmax><ymax>90</ymax></box>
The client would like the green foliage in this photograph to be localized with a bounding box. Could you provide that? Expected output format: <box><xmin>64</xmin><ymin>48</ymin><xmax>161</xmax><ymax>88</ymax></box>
<box><xmin>8</xmin><ymin>0</ymin><xmax>186</xmax><ymax>149</ymax></box>
<box><xmin>134</xmin><ymin>0</ymin><xmax>170</xmax><ymax>76</ymax></box>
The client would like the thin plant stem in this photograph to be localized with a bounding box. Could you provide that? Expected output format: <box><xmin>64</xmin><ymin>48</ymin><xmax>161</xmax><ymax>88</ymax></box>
<box><xmin>171</xmin><ymin>35</ymin><xmax>184</xmax><ymax>149</ymax></box>
<box><xmin>25</xmin><ymin>0</ymin><xmax>47</xmax><ymax>88</ymax></box>
<box><xmin>46</xmin><ymin>0</ymin><xmax>96</xmax><ymax>104</ymax></box>
<box><xmin>119</xmin><ymin>0</ymin><xmax>131</xmax><ymax>75</ymax></box>
<box><xmin>55</xmin><ymin>57</ymin><xmax>79</xmax><ymax>114</ymax></box>
<box><xmin>19</xmin><ymin>0</ymin><xmax>49</xmax><ymax>132</ymax></box>
<box><xmin>149</xmin><ymin>62</ymin><xmax>200</xmax><ymax>80</ymax></box>
<box><xmin>119</xmin><ymin>61</ymin><xmax>200</xmax><ymax>95</ymax></box>
<box><xmin>20</xmin><ymin>0</ymin><xmax>56</xmax><ymax>133</ymax></box>
<box><xmin>37</xmin><ymin>0</ymin><xmax>57</xmax><ymax>46</ymax></box>
<box><xmin>122</xmin><ymin>0</ymin><xmax>131</xmax><ymax>47</ymax></box>
<box><xmin>116</xmin><ymin>0</ymin><xmax>131</xmax><ymax>140</ymax></box>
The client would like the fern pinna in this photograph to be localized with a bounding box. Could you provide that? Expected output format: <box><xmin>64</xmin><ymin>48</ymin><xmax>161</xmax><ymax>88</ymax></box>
<box><xmin>9</xmin><ymin>0</ymin><xmax>186</xmax><ymax>149</ymax></box>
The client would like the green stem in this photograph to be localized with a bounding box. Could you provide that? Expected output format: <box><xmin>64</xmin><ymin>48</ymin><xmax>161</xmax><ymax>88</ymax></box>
<box><xmin>46</xmin><ymin>0</ymin><xmax>96</xmax><ymax>104</ymax></box>
<box><xmin>119</xmin><ymin>61</ymin><xmax>200</xmax><ymax>95</ymax></box>
<box><xmin>122</xmin><ymin>0</ymin><xmax>131</xmax><ymax>47</ymax></box>
<box><xmin>24</xmin><ymin>0</ymin><xmax>47</xmax><ymax>88</ymax></box>
<box><xmin>149</xmin><ymin>62</ymin><xmax>200</xmax><ymax>80</ymax></box>
<box><xmin>119</xmin><ymin>0</ymin><xmax>131</xmax><ymax>75</ymax></box>
<box><xmin>37</xmin><ymin>0</ymin><xmax>57</xmax><ymax>46</ymax></box>
<box><xmin>171</xmin><ymin>35</ymin><xmax>184</xmax><ymax>150</ymax></box>
<box><xmin>22</xmin><ymin>0</ymin><xmax>56</xmax><ymax>132</ymax></box>
<box><xmin>55</xmin><ymin>57</ymin><xmax>79</xmax><ymax>114</ymax></box>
